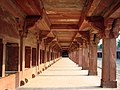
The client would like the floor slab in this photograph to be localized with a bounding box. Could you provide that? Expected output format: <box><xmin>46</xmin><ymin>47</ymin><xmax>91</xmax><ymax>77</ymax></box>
<box><xmin>17</xmin><ymin>58</ymin><xmax>120</xmax><ymax>90</ymax></box>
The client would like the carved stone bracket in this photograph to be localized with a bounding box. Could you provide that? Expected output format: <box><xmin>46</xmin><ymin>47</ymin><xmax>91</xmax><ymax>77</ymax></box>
<box><xmin>112</xmin><ymin>19</ymin><xmax>120</xmax><ymax>38</ymax></box>
<box><xmin>16</xmin><ymin>18</ymin><xmax>28</xmax><ymax>38</ymax></box>
<box><xmin>104</xmin><ymin>18</ymin><xmax>120</xmax><ymax>39</ymax></box>
<box><xmin>86</xmin><ymin>16</ymin><xmax>105</xmax><ymax>37</ymax></box>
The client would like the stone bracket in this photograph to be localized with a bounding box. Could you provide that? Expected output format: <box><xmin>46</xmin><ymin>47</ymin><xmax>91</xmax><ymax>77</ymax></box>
<box><xmin>86</xmin><ymin>16</ymin><xmax>105</xmax><ymax>35</ymax></box>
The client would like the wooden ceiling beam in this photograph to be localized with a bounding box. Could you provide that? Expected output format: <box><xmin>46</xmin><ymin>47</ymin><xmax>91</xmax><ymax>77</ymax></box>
<box><xmin>87</xmin><ymin>0</ymin><xmax>102</xmax><ymax>16</ymax></box>
<box><xmin>15</xmin><ymin>0</ymin><xmax>43</xmax><ymax>15</ymax></box>
<box><xmin>103</xmin><ymin>1</ymin><xmax>120</xmax><ymax>18</ymax></box>
<box><xmin>51</xmin><ymin>29</ymin><xmax>78</xmax><ymax>32</ymax></box>
<box><xmin>78</xmin><ymin>0</ymin><xmax>94</xmax><ymax>29</ymax></box>
<box><xmin>48</xmin><ymin>14</ymin><xmax>80</xmax><ymax>19</ymax></box>
<box><xmin>0</xmin><ymin>0</ymin><xmax>25</xmax><ymax>18</ymax></box>
<box><xmin>51</xmin><ymin>24</ymin><xmax>79</xmax><ymax>29</ymax></box>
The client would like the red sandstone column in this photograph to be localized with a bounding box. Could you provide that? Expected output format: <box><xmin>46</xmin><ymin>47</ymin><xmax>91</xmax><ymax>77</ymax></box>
<box><xmin>76</xmin><ymin>49</ymin><xmax>79</xmax><ymax>64</ymax></box>
<box><xmin>19</xmin><ymin>30</ymin><xmax>27</xmax><ymax>86</ymax></box>
<box><xmin>48</xmin><ymin>47</ymin><xmax>51</xmax><ymax>65</ymax></box>
<box><xmin>78</xmin><ymin>46</ymin><xmax>82</xmax><ymax>67</ymax></box>
<box><xmin>88</xmin><ymin>41</ymin><xmax>98</xmax><ymax>75</ymax></box>
<box><xmin>72</xmin><ymin>51</ymin><xmax>74</xmax><ymax>62</ymax></box>
<box><xmin>2</xmin><ymin>40</ymin><xmax>6</xmax><ymax>77</ymax></box>
<box><xmin>36</xmin><ymin>40</ymin><xmax>41</xmax><ymax>71</ymax></box>
<box><xmin>82</xmin><ymin>41</ymin><xmax>89</xmax><ymax>70</ymax></box>
<box><xmin>71</xmin><ymin>52</ymin><xmax>72</xmax><ymax>59</ymax></box>
<box><xmin>22</xmin><ymin>39</ymin><xmax>25</xmax><ymax>73</ymax></box>
<box><xmin>0</xmin><ymin>40</ymin><xmax>3</xmax><ymax>77</ymax></box>
<box><xmin>73</xmin><ymin>51</ymin><xmax>75</xmax><ymax>62</ymax></box>
<box><xmin>44</xmin><ymin>43</ymin><xmax>48</xmax><ymax>68</ymax></box>
<box><xmin>101</xmin><ymin>34</ymin><xmax>117</xmax><ymax>88</ymax></box>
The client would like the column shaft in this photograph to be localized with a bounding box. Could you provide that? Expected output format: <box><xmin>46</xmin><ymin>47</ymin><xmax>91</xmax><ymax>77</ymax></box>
<box><xmin>101</xmin><ymin>38</ymin><xmax>117</xmax><ymax>88</ymax></box>
<box><xmin>88</xmin><ymin>43</ymin><xmax>97</xmax><ymax>75</ymax></box>
<box><xmin>78</xmin><ymin>48</ymin><xmax>82</xmax><ymax>67</ymax></box>
<box><xmin>2</xmin><ymin>41</ymin><xmax>6</xmax><ymax>77</ymax></box>
<box><xmin>82</xmin><ymin>44</ymin><xmax>89</xmax><ymax>70</ymax></box>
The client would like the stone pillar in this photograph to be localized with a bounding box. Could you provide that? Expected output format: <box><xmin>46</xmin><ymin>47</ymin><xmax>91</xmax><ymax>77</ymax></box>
<box><xmin>75</xmin><ymin>49</ymin><xmax>79</xmax><ymax>64</ymax></box>
<box><xmin>2</xmin><ymin>40</ymin><xmax>6</xmax><ymax>77</ymax></box>
<box><xmin>71</xmin><ymin>51</ymin><xmax>74</xmax><ymax>61</ymax></box>
<box><xmin>101</xmin><ymin>32</ymin><xmax>117</xmax><ymax>88</ymax></box>
<box><xmin>20</xmin><ymin>33</ymin><xmax>26</xmax><ymax>78</ymax></box>
<box><xmin>73</xmin><ymin>51</ymin><xmax>75</xmax><ymax>63</ymax></box>
<box><xmin>88</xmin><ymin>41</ymin><xmax>98</xmax><ymax>75</ymax></box>
<box><xmin>49</xmin><ymin>47</ymin><xmax>51</xmax><ymax>64</ymax></box>
<box><xmin>82</xmin><ymin>41</ymin><xmax>89</xmax><ymax>70</ymax></box>
<box><xmin>0</xmin><ymin>40</ymin><xmax>3</xmax><ymax>77</ymax></box>
<box><xmin>78</xmin><ymin>46</ymin><xmax>83</xmax><ymax>67</ymax></box>
<box><xmin>36</xmin><ymin>40</ymin><xmax>41</xmax><ymax>71</ymax></box>
<box><xmin>44</xmin><ymin>44</ymin><xmax>48</xmax><ymax>67</ymax></box>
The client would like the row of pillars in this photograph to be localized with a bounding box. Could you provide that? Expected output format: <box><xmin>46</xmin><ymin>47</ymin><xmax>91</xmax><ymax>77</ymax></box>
<box><xmin>0</xmin><ymin>41</ymin><xmax>60</xmax><ymax>74</ymax></box>
<box><xmin>0</xmin><ymin>34</ymin><xmax>61</xmax><ymax>87</ymax></box>
<box><xmin>69</xmin><ymin>35</ymin><xmax>117</xmax><ymax>88</ymax></box>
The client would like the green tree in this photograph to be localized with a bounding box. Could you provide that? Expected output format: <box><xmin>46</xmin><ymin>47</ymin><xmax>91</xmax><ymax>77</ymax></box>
<box><xmin>117</xmin><ymin>39</ymin><xmax>120</xmax><ymax>48</ymax></box>
<box><xmin>98</xmin><ymin>44</ymin><xmax>102</xmax><ymax>49</ymax></box>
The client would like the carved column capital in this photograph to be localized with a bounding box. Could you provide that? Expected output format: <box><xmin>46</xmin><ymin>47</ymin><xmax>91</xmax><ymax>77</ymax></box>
<box><xmin>112</xmin><ymin>19</ymin><xmax>120</xmax><ymax>38</ymax></box>
<box><xmin>82</xmin><ymin>40</ymin><xmax>88</xmax><ymax>48</ymax></box>
<box><xmin>103</xmin><ymin>19</ymin><xmax>114</xmax><ymax>38</ymax></box>
<box><xmin>16</xmin><ymin>18</ymin><xmax>28</xmax><ymax>38</ymax></box>
<box><xmin>19</xmin><ymin>30</ymin><xmax>28</xmax><ymax>38</ymax></box>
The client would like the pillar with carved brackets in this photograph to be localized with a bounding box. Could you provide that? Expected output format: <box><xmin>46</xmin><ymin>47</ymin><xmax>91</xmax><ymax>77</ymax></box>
<box><xmin>100</xmin><ymin>19</ymin><xmax>120</xmax><ymax>88</ymax></box>
<box><xmin>88</xmin><ymin>40</ymin><xmax>98</xmax><ymax>75</ymax></box>
<box><xmin>101</xmin><ymin>27</ymin><xmax>119</xmax><ymax>88</ymax></box>
<box><xmin>82</xmin><ymin>41</ymin><xmax>89</xmax><ymax>70</ymax></box>
<box><xmin>19</xmin><ymin>30</ymin><xmax>28</xmax><ymax>74</ymax></box>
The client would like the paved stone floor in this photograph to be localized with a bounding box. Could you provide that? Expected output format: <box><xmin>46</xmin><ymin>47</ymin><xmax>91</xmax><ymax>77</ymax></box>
<box><xmin>17</xmin><ymin>58</ymin><xmax>120</xmax><ymax>90</ymax></box>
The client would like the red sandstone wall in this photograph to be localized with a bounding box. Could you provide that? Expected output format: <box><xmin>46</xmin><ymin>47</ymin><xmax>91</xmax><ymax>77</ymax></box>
<box><xmin>0</xmin><ymin>73</ymin><xmax>19</xmax><ymax>90</ymax></box>
<box><xmin>0</xmin><ymin>67</ymin><xmax>37</xmax><ymax>90</ymax></box>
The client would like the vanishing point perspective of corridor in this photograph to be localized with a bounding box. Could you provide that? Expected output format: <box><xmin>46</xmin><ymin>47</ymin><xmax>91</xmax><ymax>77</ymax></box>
<box><xmin>17</xmin><ymin>58</ymin><xmax>120</xmax><ymax>90</ymax></box>
<box><xmin>0</xmin><ymin>0</ymin><xmax>120</xmax><ymax>90</ymax></box>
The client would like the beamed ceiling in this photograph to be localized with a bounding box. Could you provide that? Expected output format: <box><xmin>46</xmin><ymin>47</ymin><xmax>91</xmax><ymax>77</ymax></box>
<box><xmin>0</xmin><ymin>0</ymin><xmax>120</xmax><ymax>51</ymax></box>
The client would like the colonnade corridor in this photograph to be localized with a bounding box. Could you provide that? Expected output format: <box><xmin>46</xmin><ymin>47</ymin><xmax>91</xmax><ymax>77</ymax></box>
<box><xmin>17</xmin><ymin>58</ymin><xmax>119</xmax><ymax>90</ymax></box>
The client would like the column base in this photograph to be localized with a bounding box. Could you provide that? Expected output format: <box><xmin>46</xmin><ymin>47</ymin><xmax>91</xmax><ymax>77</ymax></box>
<box><xmin>88</xmin><ymin>70</ymin><xmax>97</xmax><ymax>75</ymax></box>
<box><xmin>82</xmin><ymin>67</ymin><xmax>88</xmax><ymax>70</ymax></box>
<box><xmin>101</xmin><ymin>79</ymin><xmax>117</xmax><ymax>88</ymax></box>
<box><xmin>78</xmin><ymin>65</ymin><xmax>82</xmax><ymax>67</ymax></box>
